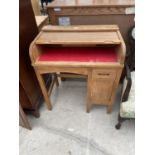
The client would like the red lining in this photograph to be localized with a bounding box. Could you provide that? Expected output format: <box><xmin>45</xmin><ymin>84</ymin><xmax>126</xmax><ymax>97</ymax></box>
<box><xmin>38</xmin><ymin>47</ymin><xmax>117</xmax><ymax>62</ymax></box>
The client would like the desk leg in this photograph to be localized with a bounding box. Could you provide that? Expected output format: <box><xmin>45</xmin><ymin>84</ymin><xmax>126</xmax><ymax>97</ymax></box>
<box><xmin>86</xmin><ymin>101</ymin><xmax>92</xmax><ymax>113</ymax></box>
<box><xmin>107</xmin><ymin>104</ymin><xmax>112</xmax><ymax>114</ymax></box>
<box><xmin>87</xmin><ymin>72</ymin><xmax>92</xmax><ymax>113</ymax></box>
<box><xmin>35</xmin><ymin>71</ymin><xmax>52</xmax><ymax>110</ymax></box>
<box><xmin>86</xmin><ymin>87</ymin><xmax>91</xmax><ymax>113</ymax></box>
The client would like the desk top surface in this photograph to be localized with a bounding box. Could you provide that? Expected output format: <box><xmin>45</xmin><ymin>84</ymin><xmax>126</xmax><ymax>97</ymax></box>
<box><xmin>48</xmin><ymin>0</ymin><xmax>135</xmax><ymax>7</ymax></box>
<box><xmin>35</xmin><ymin>25</ymin><xmax>121</xmax><ymax>45</ymax></box>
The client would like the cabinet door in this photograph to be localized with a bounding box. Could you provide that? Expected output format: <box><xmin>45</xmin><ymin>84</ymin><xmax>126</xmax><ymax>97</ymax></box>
<box><xmin>90</xmin><ymin>69</ymin><xmax>116</xmax><ymax>105</ymax></box>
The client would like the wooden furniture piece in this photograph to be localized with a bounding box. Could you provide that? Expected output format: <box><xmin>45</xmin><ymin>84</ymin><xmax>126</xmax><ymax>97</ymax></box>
<box><xmin>115</xmin><ymin>65</ymin><xmax>135</xmax><ymax>129</ymax></box>
<box><xmin>19</xmin><ymin>104</ymin><xmax>31</xmax><ymax>130</ymax></box>
<box><xmin>19</xmin><ymin>0</ymin><xmax>52</xmax><ymax>116</ymax></box>
<box><xmin>31</xmin><ymin>0</ymin><xmax>41</xmax><ymax>15</ymax></box>
<box><xmin>35</xmin><ymin>15</ymin><xmax>49</xmax><ymax>31</ymax></box>
<box><xmin>29</xmin><ymin>25</ymin><xmax>126</xmax><ymax>113</ymax></box>
<box><xmin>47</xmin><ymin>0</ymin><xmax>135</xmax><ymax>44</ymax></box>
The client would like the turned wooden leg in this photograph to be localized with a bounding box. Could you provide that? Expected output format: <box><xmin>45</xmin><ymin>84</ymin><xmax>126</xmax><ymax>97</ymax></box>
<box><xmin>35</xmin><ymin>71</ymin><xmax>52</xmax><ymax>110</ymax></box>
<box><xmin>107</xmin><ymin>104</ymin><xmax>112</xmax><ymax>114</ymax></box>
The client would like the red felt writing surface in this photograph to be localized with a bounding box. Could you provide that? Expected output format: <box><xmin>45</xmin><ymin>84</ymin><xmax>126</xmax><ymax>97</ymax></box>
<box><xmin>39</xmin><ymin>47</ymin><xmax>117</xmax><ymax>62</ymax></box>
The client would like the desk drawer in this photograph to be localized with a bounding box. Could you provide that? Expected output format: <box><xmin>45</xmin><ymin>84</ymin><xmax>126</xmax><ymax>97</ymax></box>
<box><xmin>92</xmin><ymin>69</ymin><xmax>116</xmax><ymax>80</ymax></box>
<box><xmin>90</xmin><ymin>69</ymin><xmax>116</xmax><ymax>104</ymax></box>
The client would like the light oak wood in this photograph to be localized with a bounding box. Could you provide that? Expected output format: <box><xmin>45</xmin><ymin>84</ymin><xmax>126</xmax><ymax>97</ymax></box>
<box><xmin>31</xmin><ymin>0</ymin><xmax>41</xmax><ymax>15</ymax></box>
<box><xmin>90</xmin><ymin>69</ymin><xmax>116</xmax><ymax>104</ymax></box>
<box><xmin>35</xmin><ymin>15</ymin><xmax>49</xmax><ymax>31</ymax></box>
<box><xmin>58</xmin><ymin>73</ymin><xmax>86</xmax><ymax>78</ymax></box>
<box><xmin>36</xmin><ymin>31</ymin><xmax>121</xmax><ymax>45</ymax></box>
<box><xmin>47</xmin><ymin>0</ymin><xmax>134</xmax><ymax>8</ymax></box>
<box><xmin>30</xmin><ymin>25</ymin><xmax>125</xmax><ymax>113</ymax></box>
<box><xmin>36</xmin><ymin>25</ymin><xmax>121</xmax><ymax>45</ymax></box>
<box><xmin>35</xmin><ymin>69</ymin><xmax>52</xmax><ymax>110</ymax></box>
<box><xmin>42</xmin><ymin>25</ymin><xmax>119</xmax><ymax>32</ymax></box>
<box><xmin>107</xmin><ymin>67</ymin><xmax>123</xmax><ymax>113</ymax></box>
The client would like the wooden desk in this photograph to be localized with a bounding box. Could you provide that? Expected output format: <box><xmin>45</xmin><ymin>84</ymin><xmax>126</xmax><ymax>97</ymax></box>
<box><xmin>47</xmin><ymin>0</ymin><xmax>134</xmax><ymax>44</ymax></box>
<box><xmin>30</xmin><ymin>25</ymin><xmax>126</xmax><ymax>113</ymax></box>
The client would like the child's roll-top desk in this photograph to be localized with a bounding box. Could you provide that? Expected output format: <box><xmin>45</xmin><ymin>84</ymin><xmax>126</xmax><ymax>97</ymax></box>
<box><xmin>30</xmin><ymin>25</ymin><xmax>126</xmax><ymax>113</ymax></box>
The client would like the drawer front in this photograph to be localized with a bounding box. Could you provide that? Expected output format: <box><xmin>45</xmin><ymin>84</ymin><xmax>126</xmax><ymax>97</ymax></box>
<box><xmin>92</xmin><ymin>69</ymin><xmax>116</xmax><ymax>80</ymax></box>
<box><xmin>90</xmin><ymin>69</ymin><xmax>116</xmax><ymax>104</ymax></box>
<box><xmin>37</xmin><ymin>66</ymin><xmax>88</xmax><ymax>75</ymax></box>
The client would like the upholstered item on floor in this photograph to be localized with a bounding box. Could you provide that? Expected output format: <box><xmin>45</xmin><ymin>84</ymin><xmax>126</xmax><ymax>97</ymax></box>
<box><xmin>115</xmin><ymin>64</ymin><xmax>135</xmax><ymax>129</ymax></box>
<box><xmin>120</xmin><ymin>72</ymin><xmax>135</xmax><ymax>118</ymax></box>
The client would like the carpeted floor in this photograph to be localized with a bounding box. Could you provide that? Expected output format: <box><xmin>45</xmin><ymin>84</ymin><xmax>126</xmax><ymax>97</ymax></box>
<box><xmin>19</xmin><ymin>80</ymin><xmax>135</xmax><ymax>155</ymax></box>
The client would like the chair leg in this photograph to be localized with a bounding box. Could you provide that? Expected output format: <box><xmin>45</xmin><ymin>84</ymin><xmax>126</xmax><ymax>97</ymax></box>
<box><xmin>115</xmin><ymin>114</ymin><xmax>126</xmax><ymax>129</ymax></box>
<box><xmin>35</xmin><ymin>71</ymin><xmax>52</xmax><ymax>110</ymax></box>
<box><xmin>41</xmin><ymin>0</ymin><xmax>44</xmax><ymax>9</ymax></box>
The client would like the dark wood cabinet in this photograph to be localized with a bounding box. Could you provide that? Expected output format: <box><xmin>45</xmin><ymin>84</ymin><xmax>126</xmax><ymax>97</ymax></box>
<box><xmin>19</xmin><ymin>0</ymin><xmax>51</xmax><ymax>116</ymax></box>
